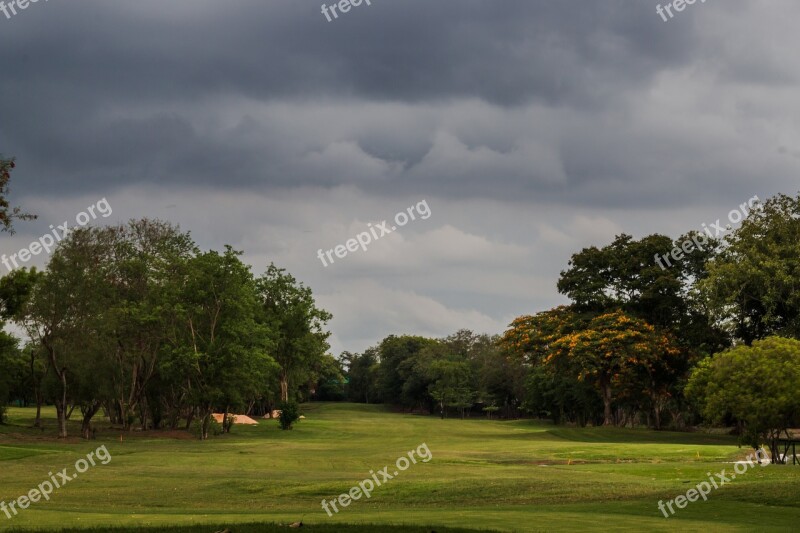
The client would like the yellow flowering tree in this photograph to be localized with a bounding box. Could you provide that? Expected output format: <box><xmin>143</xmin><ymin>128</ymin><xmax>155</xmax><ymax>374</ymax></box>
<box><xmin>551</xmin><ymin>310</ymin><xmax>680</xmax><ymax>426</ymax></box>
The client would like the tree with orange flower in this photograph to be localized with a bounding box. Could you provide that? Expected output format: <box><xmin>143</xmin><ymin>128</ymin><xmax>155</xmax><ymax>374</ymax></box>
<box><xmin>550</xmin><ymin>310</ymin><xmax>680</xmax><ymax>426</ymax></box>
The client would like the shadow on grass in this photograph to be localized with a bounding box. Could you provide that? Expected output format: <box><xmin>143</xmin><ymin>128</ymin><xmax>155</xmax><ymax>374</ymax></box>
<box><xmin>5</xmin><ymin>524</ymin><xmax>502</xmax><ymax>533</ymax></box>
<box><xmin>543</xmin><ymin>426</ymin><xmax>737</xmax><ymax>446</ymax></box>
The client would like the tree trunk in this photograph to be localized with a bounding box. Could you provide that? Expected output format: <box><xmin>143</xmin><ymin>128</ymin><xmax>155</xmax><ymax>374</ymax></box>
<box><xmin>139</xmin><ymin>396</ymin><xmax>148</xmax><ymax>431</ymax></box>
<box><xmin>222</xmin><ymin>405</ymin><xmax>231</xmax><ymax>434</ymax></box>
<box><xmin>602</xmin><ymin>382</ymin><xmax>613</xmax><ymax>426</ymax></box>
<box><xmin>200</xmin><ymin>410</ymin><xmax>211</xmax><ymax>440</ymax></box>
<box><xmin>33</xmin><ymin>386</ymin><xmax>44</xmax><ymax>429</ymax></box>
<box><xmin>55</xmin><ymin>401</ymin><xmax>67</xmax><ymax>438</ymax></box>
<box><xmin>45</xmin><ymin>345</ymin><xmax>69</xmax><ymax>437</ymax></box>
<box><xmin>30</xmin><ymin>350</ymin><xmax>43</xmax><ymax>428</ymax></box>
<box><xmin>770</xmin><ymin>435</ymin><xmax>782</xmax><ymax>465</ymax></box>
<box><xmin>81</xmin><ymin>402</ymin><xmax>101</xmax><ymax>440</ymax></box>
<box><xmin>56</xmin><ymin>375</ymin><xmax>68</xmax><ymax>438</ymax></box>
<box><xmin>117</xmin><ymin>398</ymin><xmax>128</xmax><ymax>429</ymax></box>
<box><xmin>280</xmin><ymin>371</ymin><xmax>289</xmax><ymax>402</ymax></box>
<box><xmin>185</xmin><ymin>407</ymin><xmax>195</xmax><ymax>430</ymax></box>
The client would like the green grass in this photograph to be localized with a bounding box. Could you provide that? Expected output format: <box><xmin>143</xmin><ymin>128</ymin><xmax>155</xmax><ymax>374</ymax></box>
<box><xmin>0</xmin><ymin>403</ymin><xmax>799</xmax><ymax>532</ymax></box>
<box><xmin>4</xmin><ymin>526</ymin><xmax>486</xmax><ymax>533</ymax></box>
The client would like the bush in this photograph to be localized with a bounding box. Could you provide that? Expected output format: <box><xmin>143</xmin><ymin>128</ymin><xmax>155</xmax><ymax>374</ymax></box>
<box><xmin>687</xmin><ymin>336</ymin><xmax>800</xmax><ymax>458</ymax></box>
<box><xmin>192</xmin><ymin>415</ymin><xmax>222</xmax><ymax>439</ymax></box>
<box><xmin>277</xmin><ymin>400</ymin><xmax>300</xmax><ymax>430</ymax></box>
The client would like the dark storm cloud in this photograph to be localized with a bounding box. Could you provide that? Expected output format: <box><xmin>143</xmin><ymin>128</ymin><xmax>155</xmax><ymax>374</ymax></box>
<box><xmin>0</xmin><ymin>0</ymin><xmax>704</xmax><ymax>197</ymax></box>
<box><xmin>0</xmin><ymin>0</ymin><xmax>792</xmax><ymax>213</ymax></box>
<box><xmin>3</xmin><ymin>1</ymin><xmax>690</xmax><ymax>105</ymax></box>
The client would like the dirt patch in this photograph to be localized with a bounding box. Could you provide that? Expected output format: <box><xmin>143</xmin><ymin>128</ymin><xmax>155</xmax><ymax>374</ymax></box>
<box><xmin>212</xmin><ymin>413</ymin><xmax>259</xmax><ymax>425</ymax></box>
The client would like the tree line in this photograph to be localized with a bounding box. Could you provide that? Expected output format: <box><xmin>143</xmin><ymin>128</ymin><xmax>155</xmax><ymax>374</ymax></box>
<box><xmin>335</xmin><ymin>193</ymin><xmax>800</xmax><ymax>452</ymax></box>
<box><xmin>2</xmin><ymin>154</ymin><xmax>799</xmax><ymax>451</ymax></box>
<box><xmin>0</xmin><ymin>164</ymin><xmax>332</xmax><ymax>439</ymax></box>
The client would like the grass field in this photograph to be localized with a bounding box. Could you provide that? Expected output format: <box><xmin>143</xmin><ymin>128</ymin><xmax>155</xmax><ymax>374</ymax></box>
<box><xmin>1</xmin><ymin>403</ymin><xmax>799</xmax><ymax>532</ymax></box>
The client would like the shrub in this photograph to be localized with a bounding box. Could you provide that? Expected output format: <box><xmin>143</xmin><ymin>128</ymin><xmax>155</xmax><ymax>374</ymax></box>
<box><xmin>277</xmin><ymin>400</ymin><xmax>300</xmax><ymax>430</ymax></box>
<box><xmin>687</xmin><ymin>336</ymin><xmax>800</xmax><ymax>460</ymax></box>
<box><xmin>192</xmin><ymin>415</ymin><xmax>222</xmax><ymax>439</ymax></box>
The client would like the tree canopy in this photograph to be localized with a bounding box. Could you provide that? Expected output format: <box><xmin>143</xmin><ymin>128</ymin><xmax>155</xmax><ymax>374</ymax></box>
<box><xmin>687</xmin><ymin>336</ymin><xmax>800</xmax><ymax>460</ymax></box>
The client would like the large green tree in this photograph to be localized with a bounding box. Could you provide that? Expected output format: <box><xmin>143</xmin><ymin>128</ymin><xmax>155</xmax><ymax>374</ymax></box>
<box><xmin>103</xmin><ymin>219</ymin><xmax>196</xmax><ymax>430</ymax></box>
<box><xmin>686</xmin><ymin>336</ymin><xmax>800</xmax><ymax>462</ymax></box>
<box><xmin>701</xmin><ymin>193</ymin><xmax>800</xmax><ymax>344</ymax></box>
<box><xmin>0</xmin><ymin>333</ymin><xmax>25</xmax><ymax>423</ymax></box>
<box><xmin>426</xmin><ymin>358</ymin><xmax>474</xmax><ymax>419</ymax></box>
<box><xmin>342</xmin><ymin>348</ymin><xmax>380</xmax><ymax>403</ymax></box>
<box><xmin>0</xmin><ymin>153</ymin><xmax>37</xmax><ymax>422</ymax></box>
<box><xmin>256</xmin><ymin>264</ymin><xmax>331</xmax><ymax>402</ymax></box>
<box><xmin>18</xmin><ymin>227</ymin><xmax>110</xmax><ymax>437</ymax></box>
<box><xmin>376</xmin><ymin>335</ymin><xmax>438</xmax><ymax>409</ymax></box>
<box><xmin>558</xmin><ymin>233</ymin><xmax>726</xmax><ymax>353</ymax></box>
<box><xmin>177</xmin><ymin>247</ymin><xmax>276</xmax><ymax>439</ymax></box>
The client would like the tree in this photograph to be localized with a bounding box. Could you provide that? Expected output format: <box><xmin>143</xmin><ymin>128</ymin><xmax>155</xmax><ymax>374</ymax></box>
<box><xmin>501</xmin><ymin>307</ymin><xmax>598</xmax><ymax>424</ymax></box>
<box><xmin>701</xmin><ymin>193</ymin><xmax>800</xmax><ymax>344</ymax></box>
<box><xmin>550</xmin><ymin>310</ymin><xmax>681</xmax><ymax>426</ymax></box>
<box><xmin>426</xmin><ymin>359</ymin><xmax>474</xmax><ymax>419</ymax></box>
<box><xmin>686</xmin><ymin>336</ymin><xmax>800</xmax><ymax>463</ymax></box>
<box><xmin>375</xmin><ymin>335</ymin><xmax>438</xmax><ymax>409</ymax></box>
<box><xmin>558</xmin><ymin>233</ymin><xmax>726</xmax><ymax>352</ymax></box>
<box><xmin>307</xmin><ymin>353</ymin><xmax>345</xmax><ymax>401</ymax></box>
<box><xmin>25</xmin><ymin>343</ymin><xmax>48</xmax><ymax>428</ymax></box>
<box><xmin>257</xmin><ymin>264</ymin><xmax>331</xmax><ymax>402</ymax></box>
<box><xmin>0</xmin><ymin>333</ymin><xmax>25</xmax><ymax>423</ymax></box>
<box><xmin>18</xmin><ymin>227</ymin><xmax>110</xmax><ymax>437</ymax></box>
<box><xmin>452</xmin><ymin>331</ymin><xmax>521</xmax><ymax>419</ymax></box>
<box><xmin>0</xmin><ymin>267</ymin><xmax>42</xmax><ymax>319</ymax></box>
<box><xmin>13</xmin><ymin>222</ymin><xmax>196</xmax><ymax>437</ymax></box>
<box><xmin>277</xmin><ymin>400</ymin><xmax>300</xmax><ymax>430</ymax></box>
<box><xmin>2</xmin><ymin>213</ymin><xmax>327</xmax><ymax>439</ymax></box>
<box><xmin>102</xmin><ymin>219</ymin><xmax>196</xmax><ymax>430</ymax></box>
<box><xmin>553</xmin><ymin>233</ymin><xmax>728</xmax><ymax>427</ymax></box>
<box><xmin>342</xmin><ymin>348</ymin><xmax>380</xmax><ymax>403</ymax></box>
<box><xmin>177</xmin><ymin>247</ymin><xmax>275</xmax><ymax>440</ymax></box>
<box><xmin>0</xmin><ymin>268</ymin><xmax>44</xmax><ymax>425</ymax></box>
<box><xmin>0</xmin><ymin>156</ymin><xmax>36</xmax><ymax>234</ymax></box>
<box><xmin>557</xmin><ymin>233</ymin><xmax>696</xmax><ymax>323</ymax></box>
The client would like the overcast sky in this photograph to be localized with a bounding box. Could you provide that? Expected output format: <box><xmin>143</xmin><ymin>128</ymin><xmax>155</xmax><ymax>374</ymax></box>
<box><xmin>1</xmin><ymin>0</ymin><xmax>798</xmax><ymax>355</ymax></box>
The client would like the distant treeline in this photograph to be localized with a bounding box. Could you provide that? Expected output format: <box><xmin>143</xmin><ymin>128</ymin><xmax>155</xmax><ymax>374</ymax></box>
<box><xmin>335</xmin><ymin>193</ymin><xmax>800</xmax><ymax>438</ymax></box>
<box><xmin>2</xmin><ymin>159</ymin><xmax>799</xmax><ymax>445</ymax></box>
